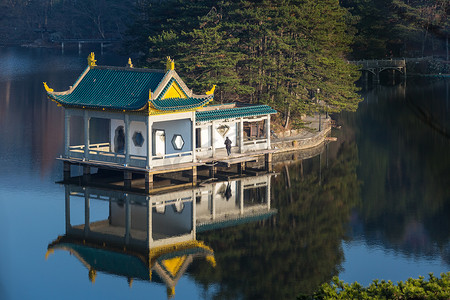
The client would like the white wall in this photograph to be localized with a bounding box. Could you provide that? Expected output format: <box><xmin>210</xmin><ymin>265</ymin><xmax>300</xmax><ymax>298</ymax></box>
<box><xmin>199</xmin><ymin>126</ymin><xmax>211</xmax><ymax>148</ymax></box>
<box><xmin>110</xmin><ymin>119</ymin><xmax>147</xmax><ymax>156</ymax></box>
<box><xmin>213</xmin><ymin>121</ymin><xmax>236</xmax><ymax>149</ymax></box>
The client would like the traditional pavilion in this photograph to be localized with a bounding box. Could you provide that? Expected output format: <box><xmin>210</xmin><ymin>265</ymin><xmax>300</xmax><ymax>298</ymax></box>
<box><xmin>46</xmin><ymin>173</ymin><xmax>275</xmax><ymax>298</ymax></box>
<box><xmin>44</xmin><ymin>53</ymin><xmax>276</xmax><ymax>190</ymax></box>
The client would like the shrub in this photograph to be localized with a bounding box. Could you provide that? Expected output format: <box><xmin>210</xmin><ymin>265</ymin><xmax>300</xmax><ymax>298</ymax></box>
<box><xmin>299</xmin><ymin>272</ymin><xmax>450</xmax><ymax>299</ymax></box>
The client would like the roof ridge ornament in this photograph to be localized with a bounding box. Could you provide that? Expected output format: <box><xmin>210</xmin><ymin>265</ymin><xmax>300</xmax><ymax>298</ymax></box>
<box><xmin>206</xmin><ymin>85</ymin><xmax>216</xmax><ymax>95</ymax></box>
<box><xmin>43</xmin><ymin>82</ymin><xmax>54</xmax><ymax>92</ymax></box>
<box><xmin>166</xmin><ymin>56</ymin><xmax>175</xmax><ymax>71</ymax></box>
<box><xmin>127</xmin><ymin>58</ymin><xmax>133</xmax><ymax>68</ymax></box>
<box><xmin>87</xmin><ymin>52</ymin><xmax>97</xmax><ymax>68</ymax></box>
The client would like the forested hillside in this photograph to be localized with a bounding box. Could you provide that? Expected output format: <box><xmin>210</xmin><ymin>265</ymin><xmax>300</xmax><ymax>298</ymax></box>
<box><xmin>126</xmin><ymin>0</ymin><xmax>361</xmax><ymax>127</ymax></box>
<box><xmin>2</xmin><ymin>0</ymin><xmax>447</xmax><ymax>126</ymax></box>
<box><xmin>0</xmin><ymin>0</ymin><xmax>135</xmax><ymax>42</ymax></box>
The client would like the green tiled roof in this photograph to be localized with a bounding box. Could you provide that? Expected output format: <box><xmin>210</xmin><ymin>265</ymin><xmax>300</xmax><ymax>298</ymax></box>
<box><xmin>151</xmin><ymin>95</ymin><xmax>213</xmax><ymax>111</ymax></box>
<box><xmin>54</xmin><ymin>242</ymin><xmax>151</xmax><ymax>281</ymax></box>
<box><xmin>48</xmin><ymin>67</ymin><xmax>165</xmax><ymax>110</ymax></box>
<box><xmin>195</xmin><ymin>105</ymin><xmax>277</xmax><ymax>122</ymax></box>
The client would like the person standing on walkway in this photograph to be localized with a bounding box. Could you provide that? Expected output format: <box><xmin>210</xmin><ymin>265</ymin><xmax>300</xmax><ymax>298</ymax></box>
<box><xmin>224</xmin><ymin>136</ymin><xmax>232</xmax><ymax>156</ymax></box>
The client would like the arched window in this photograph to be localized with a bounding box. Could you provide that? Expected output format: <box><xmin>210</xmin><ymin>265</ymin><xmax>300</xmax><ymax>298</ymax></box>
<box><xmin>114</xmin><ymin>126</ymin><xmax>125</xmax><ymax>153</ymax></box>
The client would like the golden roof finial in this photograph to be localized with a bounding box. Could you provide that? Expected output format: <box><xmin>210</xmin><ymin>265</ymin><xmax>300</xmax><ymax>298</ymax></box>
<box><xmin>167</xmin><ymin>286</ymin><xmax>175</xmax><ymax>298</ymax></box>
<box><xmin>87</xmin><ymin>52</ymin><xmax>97</xmax><ymax>68</ymax></box>
<box><xmin>127</xmin><ymin>58</ymin><xmax>133</xmax><ymax>68</ymax></box>
<box><xmin>43</xmin><ymin>82</ymin><xmax>54</xmax><ymax>92</ymax></box>
<box><xmin>206</xmin><ymin>85</ymin><xmax>216</xmax><ymax>95</ymax></box>
<box><xmin>89</xmin><ymin>268</ymin><xmax>97</xmax><ymax>284</ymax></box>
<box><xmin>166</xmin><ymin>56</ymin><xmax>175</xmax><ymax>71</ymax></box>
<box><xmin>148</xmin><ymin>89</ymin><xmax>152</xmax><ymax>100</ymax></box>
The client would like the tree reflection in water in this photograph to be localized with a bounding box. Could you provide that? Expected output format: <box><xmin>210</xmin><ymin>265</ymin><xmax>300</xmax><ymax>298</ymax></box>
<box><xmin>189</xmin><ymin>141</ymin><xmax>361</xmax><ymax>299</ymax></box>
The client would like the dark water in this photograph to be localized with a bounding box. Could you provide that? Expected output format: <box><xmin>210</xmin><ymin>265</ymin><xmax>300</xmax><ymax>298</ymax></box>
<box><xmin>0</xmin><ymin>47</ymin><xmax>449</xmax><ymax>299</ymax></box>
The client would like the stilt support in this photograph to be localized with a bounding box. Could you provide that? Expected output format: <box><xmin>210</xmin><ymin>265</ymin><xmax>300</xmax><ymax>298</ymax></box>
<box><xmin>83</xmin><ymin>166</ymin><xmax>91</xmax><ymax>183</ymax></box>
<box><xmin>124</xmin><ymin>171</ymin><xmax>132</xmax><ymax>189</ymax></box>
<box><xmin>64</xmin><ymin>162</ymin><xmax>71</xmax><ymax>180</ymax></box>
<box><xmin>237</xmin><ymin>162</ymin><xmax>246</xmax><ymax>175</ymax></box>
<box><xmin>209</xmin><ymin>165</ymin><xmax>216</xmax><ymax>178</ymax></box>
<box><xmin>145</xmin><ymin>173</ymin><xmax>153</xmax><ymax>193</ymax></box>
<box><xmin>192</xmin><ymin>166</ymin><xmax>197</xmax><ymax>186</ymax></box>
<box><xmin>265</xmin><ymin>153</ymin><xmax>273</xmax><ymax>172</ymax></box>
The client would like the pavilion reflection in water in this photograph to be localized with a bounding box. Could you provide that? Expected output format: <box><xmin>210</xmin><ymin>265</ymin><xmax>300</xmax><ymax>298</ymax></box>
<box><xmin>46</xmin><ymin>173</ymin><xmax>275</xmax><ymax>298</ymax></box>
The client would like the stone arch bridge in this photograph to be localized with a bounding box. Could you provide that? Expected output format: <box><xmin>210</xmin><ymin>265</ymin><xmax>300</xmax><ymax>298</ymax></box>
<box><xmin>349</xmin><ymin>59</ymin><xmax>406</xmax><ymax>82</ymax></box>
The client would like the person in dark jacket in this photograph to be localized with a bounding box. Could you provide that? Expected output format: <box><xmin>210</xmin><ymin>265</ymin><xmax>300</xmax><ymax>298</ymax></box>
<box><xmin>224</xmin><ymin>136</ymin><xmax>232</xmax><ymax>156</ymax></box>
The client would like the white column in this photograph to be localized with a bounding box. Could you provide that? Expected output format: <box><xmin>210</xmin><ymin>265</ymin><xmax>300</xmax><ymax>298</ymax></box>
<box><xmin>192</xmin><ymin>112</ymin><xmax>196</xmax><ymax>162</ymax></box>
<box><xmin>211</xmin><ymin>184</ymin><xmax>216</xmax><ymax>220</ymax></box>
<box><xmin>84</xmin><ymin>188</ymin><xmax>90</xmax><ymax>237</ymax></box>
<box><xmin>125</xmin><ymin>114</ymin><xmax>130</xmax><ymax>166</ymax></box>
<box><xmin>266</xmin><ymin>176</ymin><xmax>271</xmax><ymax>211</ymax></box>
<box><xmin>64</xmin><ymin>110</ymin><xmax>70</xmax><ymax>157</ymax></box>
<box><xmin>192</xmin><ymin>189</ymin><xmax>196</xmax><ymax>240</ymax></box>
<box><xmin>146</xmin><ymin>117</ymin><xmax>153</xmax><ymax>169</ymax></box>
<box><xmin>65</xmin><ymin>185</ymin><xmax>71</xmax><ymax>232</ymax></box>
<box><xmin>239</xmin><ymin>181</ymin><xmax>244</xmax><ymax>215</ymax></box>
<box><xmin>147</xmin><ymin>196</ymin><xmax>153</xmax><ymax>248</ymax></box>
<box><xmin>83</xmin><ymin>110</ymin><xmax>90</xmax><ymax>160</ymax></box>
<box><xmin>266</xmin><ymin>114</ymin><xmax>271</xmax><ymax>150</ymax></box>
<box><xmin>239</xmin><ymin>118</ymin><xmax>244</xmax><ymax>154</ymax></box>
<box><xmin>211</xmin><ymin>121</ymin><xmax>215</xmax><ymax>157</ymax></box>
<box><xmin>125</xmin><ymin>193</ymin><xmax>131</xmax><ymax>245</ymax></box>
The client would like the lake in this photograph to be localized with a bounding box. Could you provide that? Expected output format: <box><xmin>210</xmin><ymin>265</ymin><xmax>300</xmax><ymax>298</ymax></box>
<box><xmin>0</xmin><ymin>47</ymin><xmax>448</xmax><ymax>299</ymax></box>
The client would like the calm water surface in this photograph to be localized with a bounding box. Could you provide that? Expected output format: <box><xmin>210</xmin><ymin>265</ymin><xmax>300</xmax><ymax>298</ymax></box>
<box><xmin>0</xmin><ymin>47</ymin><xmax>448</xmax><ymax>299</ymax></box>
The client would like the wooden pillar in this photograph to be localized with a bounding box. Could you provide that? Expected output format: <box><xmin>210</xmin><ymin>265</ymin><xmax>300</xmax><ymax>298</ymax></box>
<box><xmin>145</xmin><ymin>173</ymin><xmax>153</xmax><ymax>192</ymax></box>
<box><xmin>265</xmin><ymin>153</ymin><xmax>273</xmax><ymax>172</ymax></box>
<box><xmin>78</xmin><ymin>42</ymin><xmax>82</xmax><ymax>54</ymax></box>
<box><xmin>65</xmin><ymin>185</ymin><xmax>71</xmax><ymax>233</ymax></box>
<box><xmin>84</xmin><ymin>110</ymin><xmax>90</xmax><ymax>161</ymax></box>
<box><xmin>211</xmin><ymin>121</ymin><xmax>215</xmax><ymax>157</ymax></box>
<box><xmin>239</xmin><ymin>118</ymin><xmax>244</xmax><ymax>154</ymax></box>
<box><xmin>61</xmin><ymin>42</ymin><xmax>64</xmax><ymax>54</ymax></box>
<box><xmin>125</xmin><ymin>114</ymin><xmax>130</xmax><ymax>166</ymax></box>
<box><xmin>84</xmin><ymin>189</ymin><xmax>90</xmax><ymax>237</ymax></box>
<box><xmin>146</xmin><ymin>118</ymin><xmax>152</xmax><ymax>169</ymax></box>
<box><xmin>192</xmin><ymin>166</ymin><xmax>197</xmax><ymax>186</ymax></box>
<box><xmin>64</xmin><ymin>110</ymin><xmax>70</xmax><ymax>157</ymax></box>
<box><xmin>266</xmin><ymin>115</ymin><xmax>271</xmax><ymax>149</ymax></box>
<box><xmin>237</xmin><ymin>162</ymin><xmax>245</xmax><ymax>175</ymax></box>
<box><xmin>101</xmin><ymin>42</ymin><xmax>104</xmax><ymax>55</ymax></box>
<box><xmin>124</xmin><ymin>171</ymin><xmax>132</xmax><ymax>189</ymax></box>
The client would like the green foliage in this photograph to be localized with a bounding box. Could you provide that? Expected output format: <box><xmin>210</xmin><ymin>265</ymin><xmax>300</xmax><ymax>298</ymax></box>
<box><xmin>342</xmin><ymin>0</ymin><xmax>449</xmax><ymax>58</ymax></box>
<box><xmin>300</xmin><ymin>273</ymin><xmax>450</xmax><ymax>299</ymax></box>
<box><xmin>127</xmin><ymin>0</ymin><xmax>361</xmax><ymax>125</ymax></box>
<box><xmin>188</xmin><ymin>141</ymin><xmax>361</xmax><ymax>299</ymax></box>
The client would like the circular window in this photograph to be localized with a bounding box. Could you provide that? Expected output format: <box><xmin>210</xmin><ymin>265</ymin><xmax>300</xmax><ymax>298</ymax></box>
<box><xmin>171</xmin><ymin>134</ymin><xmax>185</xmax><ymax>150</ymax></box>
<box><xmin>132</xmin><ymin>131</ymin><xmax>144</xmax><ymax>147</ymax></box>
